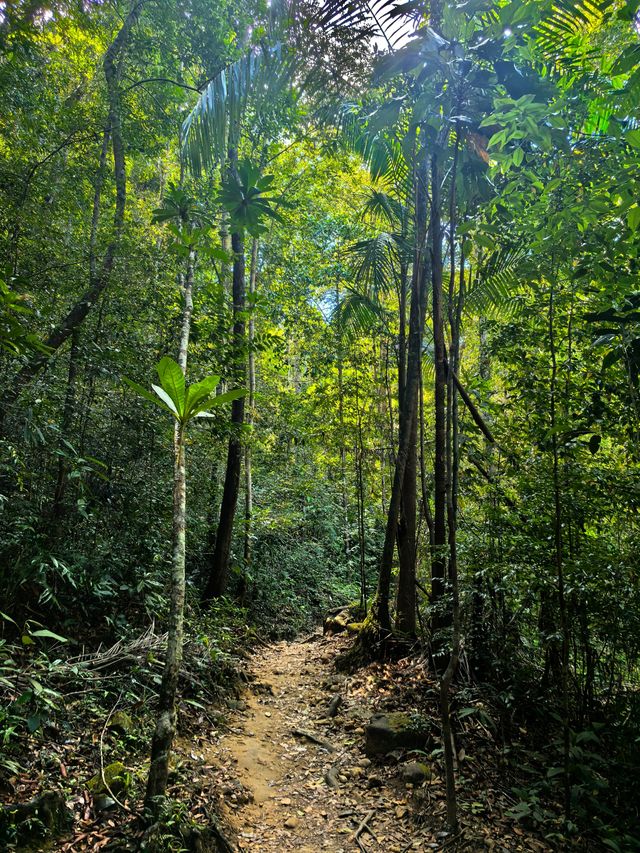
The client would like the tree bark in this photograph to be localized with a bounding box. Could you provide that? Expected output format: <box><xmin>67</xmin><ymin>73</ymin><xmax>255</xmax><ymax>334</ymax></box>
<box><xmin>372</xmin><ymin>148</ymin><xmax>428</xmax><ymax>635</ymax></box>
<box><xmin>145</xmin><ymin>199</ymin><xmax>195</xmax><ymax>809</ymax></box>
<box><xmin>243</xmin><ymin>238</ymin><xmax>258</xmax><ymax>577</ymax></box>
<box><xmin>203</xmin><ymin>226</ymin><xmax>246</xmax><ymax>600</ymax></box>
<box><xmin>395</xmin><ymin>408</ymin><xmax>417</xmax><ymax>635</ymax></box>
<box><xmin>396</xmin><ymin>250</ymin><xmax>417</xmax><ymax>635</ymax></box>
<box><xmin>430</xmin><ymin>150</ymin><xmax>447</xmax><ymax>618</ymax></box>
<box><xmin>145</xmin><ymin>421</ymin><xmax>187</xmax><ymax>809</ymax></box>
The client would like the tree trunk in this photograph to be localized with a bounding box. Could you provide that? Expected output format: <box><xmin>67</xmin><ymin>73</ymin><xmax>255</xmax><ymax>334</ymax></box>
<box><xmin>336</xmin><ymin>282</ymin><xmax>350</xmax><ymax>560</ymax></box>
<box><xmin>430</xmin><ymin>150</ymin><xmax>447</xmax><ymax>621</ymax></box>
<box><xmin>396</xmin><ymin>250</ymin><xmax>417</xmax><ymax>635</ymax></box>
<box><xmin>243</xmin><ymin>238</ymin><xmax>258</xmax><ymax>578</ymax></box>
<box><xmin>548</xmin><ymin>277</ymin><xmax>571</xmax><ymax>821</ymax></box>
<box><xmin>145</xmin><ymin>213</ymin><xmax>195</xmax><ymax>810</ymax></box>
<box><xmin>354</xmin><ymin>359</ymin><xmax>367</xmax><ymax>613</ymax></box>
<box><xmin>440</xmin><ymin>194</ymin><xmax>463</xmax><ymax>832</ymax></box>
<box><xmin>178</xmin><ymin>249</ymin><xmax>196</xmax><ymax>370</ymax></box>
<box><xmin>203</xmin><ymin>225</ymin><xmax>246</xmax><ymax>600</ymax></box>
<box><xmin>145</xmin><ymin>421</ymin><xmax>187</xmax><ymax>810</ymax></box>
<box><xmin>395</xmin><ymin>407</ymin><xmax>417</xmax><ymax>635</ymax></box>
<box><xmin>372</xmin><ymin>148</ymin><xmax>428</xmax><ymax>635</ymax></box>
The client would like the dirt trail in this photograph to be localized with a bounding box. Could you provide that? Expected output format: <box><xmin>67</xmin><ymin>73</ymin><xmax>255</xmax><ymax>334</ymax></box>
<box><xmin>194</xmin><ymin>633</ymin><xmax>553</xmax><ymax>853</ymax></box>
<box><xmin>206</xmin><ymin>632</ymin><xmax>414</xmax><ymax>852</ymax></box>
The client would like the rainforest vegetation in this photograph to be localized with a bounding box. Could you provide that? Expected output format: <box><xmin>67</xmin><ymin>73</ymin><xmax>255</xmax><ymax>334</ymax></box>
<box><xmin>1</xmin><ymin>0</ymin><xmax>640</xmax><ymax>849</ymax></box>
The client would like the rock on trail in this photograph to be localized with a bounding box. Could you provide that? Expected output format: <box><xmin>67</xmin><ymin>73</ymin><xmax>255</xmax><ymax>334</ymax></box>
<box><xmin>207</xmin><ymin>633</ymin><xmax>415</xmax><ymax>852</ymax></box>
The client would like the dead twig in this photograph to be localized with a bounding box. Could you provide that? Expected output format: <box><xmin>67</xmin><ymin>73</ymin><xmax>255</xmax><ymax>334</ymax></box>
<box><xmin>290</xmin><ymin>728</ymin><xmax>335</xmax><ymax>752</ymax></box>
<box><xmin>354</xmin><ymin>809</ymin><xmax>376</xmax><ymax>851</ymax></box>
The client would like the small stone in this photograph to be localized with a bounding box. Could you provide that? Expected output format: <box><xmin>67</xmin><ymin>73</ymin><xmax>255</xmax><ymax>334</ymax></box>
<box><xmin>87</xmin><ymin>762</ymin><xmax>129</xmax><ymax>796</ymax></box>
<box><xmin>284</xmin><ymin>816</ymin><xmax>298</xmax><ymax>829</ymax></box>
<box><xmin>94</xmin><ymin>795</ymin><xmax>117</xmax><ymax>812</ymax></box>
<box><xmin>367</xmin><ymin>776</ymin><xmax>383</xmax><ymax>789</ymax></box>
<box><xmin>365</xmin><ymin>712</ymin><xmax>432</xmax><ymax>757</ymax></box>
<box><xmin>106</xmin><ymin>711</ymin><xmax>134</xmax><ymax>735</ymax></box>
<box><xmin>401</xmin><ymin>761</ymin><xmax>431</xmax><ymax>785</ymax></box>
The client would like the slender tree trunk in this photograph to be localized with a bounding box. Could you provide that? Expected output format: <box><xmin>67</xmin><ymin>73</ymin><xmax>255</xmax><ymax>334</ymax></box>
<box><xmin>145</xmin><ymin>213</ymin><xmax>195</xmax><ymax>810</ymax></box>
<box><xmin>419</xmin><ymin>361</ymin><xmax>435</xmax><ymax>550</ymax></box>
<box><xmin>396</xmin><ymin>407</ymin><xmax>417</xmax><ymax>635</ymax></box>
<box><xmin>372</xmin><ymin>148</ymin><xmax>428</xmax><ymax>635</ymax></box>
<box><xmin>243</xmin><ymin>238</ymin><xmax>258</xmax><ymax>577</ymax></box>
<box><xmin>548</xmin><ymin>277</ymin><xmax>571</xmax><ymax>821</ymax></box>
<box><xmin>440</xmin><ymin>203</ymin><xmax>463</xmax><ymax>832</ymax></box>
<box><xmin>0</xmin><ymin>0</ymin><xmax>144</xmax><ymax>421</ymax></box>
<box><xmin>336</xmin><ymin>281</ymin><xmax>350</xmax><ymax>560</ymax></box>
<box><xmin>145</xmin><ymin>421</ymin><xmax>187</xmax><ymax>810</ymax></box>
<box><xmin>396</xmin><ymin>222</ymin><xmax>417</xmax><ymax>635</ymax></box>
<box><xmin>178</xmin><ymin>249</ymin><xmax>196</xmax><ymax>370</ymax></box>
<box><xmin>469</xmin><ymin>315</ymin><xmax>491</xmax><ymax>677</ymax></box>
<box><xmin>203</xmin><ymin>223</ymin><xmax>246</xmax><ymax>600</ymax></box>
<box><xmin>354</xmin><ymin>360</ymin><xmax>367</xmax><ymax>613</ymax></box>
<box><xmin>395</xmin><ymin>258</ymin><xmax>417</xmax><ymax>636</ymax></box>
<box><xmin>430</xmin><ymin>150</ymin><xmax>447</xmax><ymax>622</ymax></box>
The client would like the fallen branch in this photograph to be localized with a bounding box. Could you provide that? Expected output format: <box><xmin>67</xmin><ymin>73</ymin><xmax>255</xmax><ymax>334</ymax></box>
<box><xmin>354</xmin><ymin>809</ymin><xmax>377</xmax><ymax>851</ymax></box>
<box><xmin>290</xmin><ymin>728</ymin><xmax>335</xmax><ymax>752</ymax></box>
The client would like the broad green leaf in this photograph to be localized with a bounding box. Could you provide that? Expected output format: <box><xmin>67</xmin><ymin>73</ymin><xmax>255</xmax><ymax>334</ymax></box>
<box><xmin>157</xmin><ymin>357</ymin><xmax>186</xmax><ymax>413</ymax></box>
<box><xmin>626</xmin><ymin>129</ymin><xmax>640</xmax><ymax>149</ymax></box>
<box><xmin>627</xmin><ymin>206</ymin><xmax>640</xmax><ymax>231</ymax></box>
<box><xmin>123</xmin><ymin>377</ymin><xmax>176</xmax><ymax>415</ymax></box>
<box><xmin>31</xmin><ymin>629</ymin><xmax>68</xmax><ymax>643</ymax></box>
<box><xmin>206</xmin><ymin>388</ymin><xmax>246</xmax><ymax>408</ymax></box>
<box><xmin>185</xmin><ymin>375</ymin><xmax>221</xmax><ymax>417</ymax></box>
<box><xmin>151</xmin><ymin>384</ymin><xmax>180</xmax><ymax>416</ymax></box>
<box><xmin>190</xmin><ymin>388</ymin><xmax>245</xmax><ymax>418</ymax></box>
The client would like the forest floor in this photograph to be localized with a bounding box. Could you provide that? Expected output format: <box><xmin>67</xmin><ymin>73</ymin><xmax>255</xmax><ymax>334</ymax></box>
<box><xmin>3</xmin><ymin>630</ymin><xmax>562</xmax><ymax>851</ymax></box>
<box><xmin>195</xmin><ymin>632</ymin><xmax>550</xmax><ymax>853</ymax></box>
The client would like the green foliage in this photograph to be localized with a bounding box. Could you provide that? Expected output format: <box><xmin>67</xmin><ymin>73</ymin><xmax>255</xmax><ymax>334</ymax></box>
<box><xmin>124</xmin><ymin>357</ymin><xmax>244</xmax><ymax>426</ymax></box>
<box><xmin>0</xmin><ymin>278</ymin><xmax>48</xmax><ymax>356</ymax></box>
<box><xmin>219</xmin><ymin>160</ymin><xmax>288</xmax><ymax>237</ymax></box>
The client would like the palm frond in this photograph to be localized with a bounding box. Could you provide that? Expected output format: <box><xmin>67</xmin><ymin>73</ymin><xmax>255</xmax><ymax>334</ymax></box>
<box><xmin>181</xmin><ymin>53</ymin><xmax>251</xmax><ymax>175</ymax></box>
<box><xmin>316</xmin><ymin>0</ymin><xmax>421</xmax><ymax>50</ymax></box>
<box><xmin>361</xmin><ymin>188</ymin><xmax>406</xmax><ymax>225</ymax></box>
<box><xmin>347</xmin><ymin>232</ymin><xmax>398</xmax><ymax>296</ymax></box>
<box><xmin>339</xmin><ymin>106</ymin><xmax>410</xmax><ymax>187</ymax></box>
<box><xmin>182</xmin><ymin>45</ymin><xmax>292</xmax><ymax>175</ymax></box>
<box><xmin>465</xmin><ymin>245</ymin><xmax>527</xmax><ymax>320</ymax></box>
<box><xmin>333</xmin><ymin>287</ymin><xmax>389</xmax><ymax>339</ymax></box>
<box><xmin>534</xmin><ymin>0</ymin><xmax>605</xmax><ymax>62</ymax></box>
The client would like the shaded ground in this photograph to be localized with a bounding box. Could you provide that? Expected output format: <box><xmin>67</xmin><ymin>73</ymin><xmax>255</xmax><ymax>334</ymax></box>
<box><xmin>2</xmin><ymin>629</ymin><xmax>560</xmax><ymax>850</ymax></box>
<box><xmin>201</xmin><ymin>632</ymin><xmax>550</xmax><ymax>852</ymax></box>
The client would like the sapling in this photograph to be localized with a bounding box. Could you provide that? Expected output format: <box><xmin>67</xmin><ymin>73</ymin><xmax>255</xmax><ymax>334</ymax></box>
<box><xmin>125</xmin><ymin>357</ymin><xmax>243</xmax><ymax>812</ymax></box>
